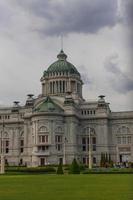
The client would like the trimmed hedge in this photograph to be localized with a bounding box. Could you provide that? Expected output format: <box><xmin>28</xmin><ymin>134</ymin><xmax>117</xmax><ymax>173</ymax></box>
<box><xmin>82</xmin><ymin>168</ymin><xmax>133</xmax><ymax>174</ymax></box>
<box><xmin>6</xmin><ymin>167</ymin><xmax>56</xmax><ymax>174</ymax></box>
<box><xmin>82</xmin><ymin>171</ymin><xmax>133</xmax><ymax>174</ymax></box>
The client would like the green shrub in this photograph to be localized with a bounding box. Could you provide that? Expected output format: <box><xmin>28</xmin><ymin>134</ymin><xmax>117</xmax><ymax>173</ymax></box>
<box><xmin>56</xmin><ymin>162</ymin><xmax>64</xmax><ymax>174</ymax></box>
<box><xmin>79</xmin><ymin>164</ymin><xmax>86</xmax><ymax>171</ymax></box>
<box><xmin>69</xmin><ymin>158</ymin><xmax>80</xmax><ymax>174</ymax></box>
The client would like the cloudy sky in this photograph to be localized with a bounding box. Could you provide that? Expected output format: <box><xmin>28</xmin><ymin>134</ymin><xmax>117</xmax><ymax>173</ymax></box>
<box><xmin>0</xmin><ymin>0</ymin><xmax>133</xmax><ymax>111</ymax></box>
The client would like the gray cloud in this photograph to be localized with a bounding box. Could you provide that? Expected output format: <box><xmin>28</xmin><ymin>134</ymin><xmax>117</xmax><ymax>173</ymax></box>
<box><xmin>120</xmin><ymin>0</ymin><xmax>133</xmax><ymax>49</ymax></box>
<box><xmin>105</xmin><ymin>54</ymin><xmax>133</xmax><ymax>93</ymax></box>
<box><xmin>13</xmin><ymin>0</ymin><xmax>118</xmax><ymax>35</ymax></box>
<box><xmin>120</xmin><ymin>0</ymin><xmax>133</xmax><ymax>26</ymax></box>
<box><xmin>78</xmin><ymin>65</ymin><xmax>92</xmax><ymax>85</ymax></box>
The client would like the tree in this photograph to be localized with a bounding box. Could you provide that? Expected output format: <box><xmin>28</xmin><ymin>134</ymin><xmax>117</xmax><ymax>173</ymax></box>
<box><xmin>108</xmin><ymin>154</ymin><xmax>114</xmax><ymax>167</ymax></box>
<box><xmin>56</xmin><ymin>161</ymin><xmax>64</xmax><ymax>174</ymax></box>
<box><xmin>100</xmin><ymin>153</ymin><xmax>106</xmax><ymax>167</ymax></box>
<box><xmin>105</xmin><ymin>153</ymin><xmax>108</xmax><ymax>163</ymax></box>
<box><xmin>69</xmin><ymin>158</ymin><xmax>80</xmax><ymax>174</ymax></box>
<box><xmin>108</xmin><ymin>154</ymin><xmax>111</xmax><ymax>164</ymax></box>
<box><xmin>105</xmin><ymin>153</ymin><xmax>109</xmax><ymax>168</ymax></box>
<box><xmin>100</xmin><ymin>153</ymin><xmax>103</xmax><ymax>167</ymax></box>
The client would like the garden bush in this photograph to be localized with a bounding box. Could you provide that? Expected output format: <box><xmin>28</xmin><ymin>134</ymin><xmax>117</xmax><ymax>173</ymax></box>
<box><xmin>69</xmin><ymin>158</ymin><xmax>80</xmax><ymax>174</ymax></box>
<box><xmin>56</xmin><ymin>162</ymin><xmax>64</xmax><ymax>174</ymax></box>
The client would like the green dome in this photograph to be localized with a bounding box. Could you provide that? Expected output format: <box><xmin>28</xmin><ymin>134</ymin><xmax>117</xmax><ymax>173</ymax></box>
<box><xmin>45</xmin><ymin>50</ymin><xmax>80</xmax><ymax>76</ymax></box>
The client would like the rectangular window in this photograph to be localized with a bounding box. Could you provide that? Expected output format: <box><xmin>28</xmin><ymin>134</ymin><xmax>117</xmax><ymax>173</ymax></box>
<box><xmin>83</xmin><ymin>157</ymin><xmax>86</xmax><ymax>164</ymax></box>
<box><xmin>46</xmin><ymin>135</ymin><xmax>48</xmax><ymax>143</ymax></box>
<box><xmin>42</xmin><ymin>136</ymin><xmax>45</xmax><ymax>143</ymax></box>
<box><xmin>82</xmin><ymin>137</ymin><xmax>96</xmax><ymax>152</ymax></box>
<box><xmin>39</xmin><ymin>135</ymin><xmax>48</xmax><ymax>143</ymax></box>
<box><xmin>82</xmin><ymin>145</ymin><xmax>86</xmax><ymax>151</ymax></box>
<box><xmin>127</xmin><ymin>136</ymin><xmax>131</xmax><ymax>144</ymax></box>
<box><xmin>42</xmin><ymin>146</ymin><xmax>45</xmax><ymax>151</ymax></box>
<box><xmin>38</xmin><ymin>146</ymin><xmax>49</xmax><ymax>151</ymax></box>
<box><xmin>123</xmin><ymin>137</ymin><xmax>126</xmax><ymax>144</ymax></box>
<box><xmin>117</xmin><ymin>137</ymin><xmax>121</xmax><ymax>144</ymax></box>
<box><xmin>6</xmin><ymin>140</ymin><xmax>9</xmax><ymax>147</ymax></box>
<box><xmin>82</xmin><ymin>137</ymin><xmax>86</xmax><ymax>144</ymax></box>
<box><xmin>56</xmin><ymin>144</ymin><xmax>62</xmax><ymax>151</ymax></box>
<box><xmin>5</xmin><ymin>140</ymin><xmax>9</xmax><ymax>154</ymax></box>
<box><xmin>93</xmin><ymin>145</ymin><xmax>96</xmax><ymax>151</ymax></box>
<box><xmin>5</xmin><ymin>148</ymin><xmax>9</xmax><ymax>154</ymax></box>
<box><xmin>82</xmin><ymin>157</ymin><xmax>89</xmax><ymax>165</ymax></box>
<box><xmin>55</xmin><ymin>135</ymin><xmax>63</xmax><ymax>151</ymax></box>
<box><xmin>20</xmin><ymin>139</ymin><xmax>24</xmax><ymax>153</ymax></box>
<box><xmin>93</xmin><ymin>157</ymin><xmax>96</xmax><ymax>164</ymax></box>
<box><xmin>20</xmin><ymin>148</ymin><xmax>23</xmax><ymax>153</ymax></box>
<box><xmin>92</xmin><ymin>137</ymin><xmax>96</xmax><ymax>144</ymax></box>
<box><xmin>55</xmin><ymin>135</ymin><xmax>62</xmax><ymax>143</ymax></box>
<box><xmin>39</xmin><ymin>136</ymin><xmax>41</xmax><ymax>143</ymax></box>
<box><xmin>20</xmin><ymin>140</ymin><xmax>24</xmax><ymax>146</ymax></box>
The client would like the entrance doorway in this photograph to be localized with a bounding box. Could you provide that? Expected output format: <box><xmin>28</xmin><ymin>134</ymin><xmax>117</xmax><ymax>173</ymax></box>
<box><xmin>59</xmin><ymin>158</ymin><xmax>63</xmax><ymax>164</ymax></box>
<box><xmin>40</xmin><ymin>157</ymin><xmax>46</xmax><ymax>166</ymax></box>
<box><xmin>83</xmin><ymin>157</ymin><xmax>89</xmax><ymax>165</ymax></box>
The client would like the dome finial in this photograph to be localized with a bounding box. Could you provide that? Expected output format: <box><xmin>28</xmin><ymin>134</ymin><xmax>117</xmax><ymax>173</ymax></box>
<box><xmin>57</xmin><ymin>49</ymin><xmax>67</xmax><ymax>60</ymax></box>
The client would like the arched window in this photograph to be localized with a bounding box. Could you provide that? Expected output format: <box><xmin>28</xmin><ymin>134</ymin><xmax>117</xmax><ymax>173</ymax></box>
<box><xmin>55</xmin><ymin>127</ymin><xmax>63</xmax><ymax>133</ymax></box>
<box><xmin>39</xmin><ymin>126</ymin><xmax>48</xmax><ymax>133</ymax></box>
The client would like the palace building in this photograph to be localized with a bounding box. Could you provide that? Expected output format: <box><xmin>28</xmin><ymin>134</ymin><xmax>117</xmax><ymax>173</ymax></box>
<box><xmin>0</xmin><ymin>50</ymin><xmax>133</xmax><ymax>167</ymax></box>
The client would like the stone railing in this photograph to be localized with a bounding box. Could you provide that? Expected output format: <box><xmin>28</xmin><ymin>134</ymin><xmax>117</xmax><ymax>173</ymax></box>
<box><xmin>111</xmin><ymin>111</ymin><xmax>133</xmax><ymax>118</ymax></box>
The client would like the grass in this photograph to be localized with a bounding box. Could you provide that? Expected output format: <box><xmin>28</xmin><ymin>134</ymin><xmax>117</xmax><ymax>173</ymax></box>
<box><xmin>0</xmin><ymin>174</ymin><xmax>132</xmax><ymax>200</ymax></box>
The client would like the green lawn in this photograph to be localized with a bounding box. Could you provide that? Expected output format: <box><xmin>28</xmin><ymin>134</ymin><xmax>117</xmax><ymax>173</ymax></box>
<box><xmin>0</xmin><ymin>174</ymin><xmax>132</xmax><ymax>200</ymax></box>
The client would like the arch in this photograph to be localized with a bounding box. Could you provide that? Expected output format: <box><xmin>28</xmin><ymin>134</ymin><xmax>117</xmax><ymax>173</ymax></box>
<box><xmin>55</xmin><ymin>126</ymin><xmax>63</xmax><ymax>133</ymax></box>
<box><xmin>83</xmin><ymin>127</ymin><xmax>96</xmax><ymax>136</ymax></box>
<box><xmin>117</xmin><ymin>126</ymin><xmax>130</xmax><ymax>135</ymax></box>
<box><xmin>38</xmin><ymin>126</ymin><xmax>48</xmax><ymax>133</ymax></box>
<box><xmin>20</xmin><ymin>131</ymin><xmax>24</xmax><ymax>137</ymax></box>
<box><xmin>3</xmin><ymin>132</ymin><xmax>9</xmax><ymax>138</ymax></box>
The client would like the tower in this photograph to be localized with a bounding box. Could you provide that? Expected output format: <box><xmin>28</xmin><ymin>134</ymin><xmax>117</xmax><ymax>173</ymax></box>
<box><xmin>40</xmin><ymin>50</ymin><xmax>83</xmax><ymax>100</ymax></box>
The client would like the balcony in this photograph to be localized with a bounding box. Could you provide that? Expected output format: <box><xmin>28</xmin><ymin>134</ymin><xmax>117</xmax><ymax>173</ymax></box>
<box><xmin>33</xmin><ymin>150</ymin><xmax>50</xmax><ymax>156</ymax></box>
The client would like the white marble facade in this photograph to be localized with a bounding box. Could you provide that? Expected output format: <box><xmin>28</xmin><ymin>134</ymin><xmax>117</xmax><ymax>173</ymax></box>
<box><xmin>0</xmin><ymin>50</ymin><xmax>133</xmax><ymax>167</ymax></box>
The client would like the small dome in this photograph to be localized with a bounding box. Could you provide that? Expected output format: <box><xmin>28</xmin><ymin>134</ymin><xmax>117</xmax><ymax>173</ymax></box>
<box><xmin>44</xmin><ymin>50</ymin><xmax>80</xmax><ymax>76</ymax></box>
